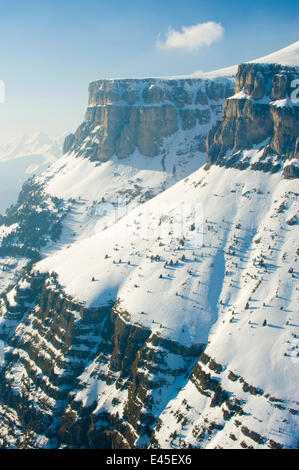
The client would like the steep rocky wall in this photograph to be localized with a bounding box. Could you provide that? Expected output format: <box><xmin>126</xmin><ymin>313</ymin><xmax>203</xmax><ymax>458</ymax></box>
<box><xmin>0</xmin><ymin>273</ymin><xmax>203</xmax><ymax>448</ymax></box>
<box><xmin>206</xmin><ymin>63</ymin><xmax>299</xmax><ymax>176</ymax></box>
<box><xmin>63</xmin><ymin>78</ymin><xmax>234</xmax><ymax>161</ymax></box>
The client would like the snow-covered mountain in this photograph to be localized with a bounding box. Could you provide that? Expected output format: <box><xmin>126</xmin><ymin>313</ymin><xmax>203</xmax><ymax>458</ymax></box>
<box><xmin>35</xmin><ymin>160</ymin><xmax>298</xmax><ymax>449</ymax></box>
<box><xmin>0</xmin><ymin>132</ymin><xmax>62</xmax><ymax>163</ymax></box>
<box><xmin>18</xmin><ymin>76</ymin><xmax>234</xmax><ymax>250</ymax></box>
<box><xmin>0</xmin><ymin>133</ymin><xmax>63</xmax><ymax>214</ymax></box>
<box><xmin>0</xmin><ymin>44</ymin><xmax>298</xmax><ymax>449</ymax></box>
<box><xmin>184</xmin><ymin>40</ymin><xmax>299</xmax><ymax>79</ymax></box>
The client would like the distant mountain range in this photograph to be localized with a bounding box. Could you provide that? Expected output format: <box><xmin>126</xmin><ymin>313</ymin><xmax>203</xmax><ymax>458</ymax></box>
<box><xmin>0</xmin><ymin>133</ymin><xmax>63</xmax><ymax>213</ymax></box>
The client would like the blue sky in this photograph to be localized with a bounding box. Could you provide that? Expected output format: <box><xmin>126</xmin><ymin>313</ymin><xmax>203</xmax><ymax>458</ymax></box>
<box><xmin>0</xmin><ymin>0</ymin><xmax>298</xmax><ymax>142</ymax></box>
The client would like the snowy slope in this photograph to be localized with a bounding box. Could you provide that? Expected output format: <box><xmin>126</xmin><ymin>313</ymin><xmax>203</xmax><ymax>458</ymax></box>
<box><xmin>36</xmin><ymin>160</ymin><xmax>298</xmax><ymax>391</ymax></box>
<box><xmin>178</xmin><ymin>40</ymin><xmax>299</xmax><ymax>79</ymax></box>
<box><xmin>1</xmin><ymin>157</ymin><xmax>296</xmax><ymax>449</ymax></box>
<box><xmin>37</xmin><ymin>148</ymin><xmax>202</xmax><ymax>251</ymax></box>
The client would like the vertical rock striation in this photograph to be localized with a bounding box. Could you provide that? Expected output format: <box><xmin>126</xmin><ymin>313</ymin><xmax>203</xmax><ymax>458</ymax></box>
<box><xmin>63</xmin><ymin>78</ymin><xmax>234</xmax><ymax>161</ymax></box>
<box><xmin>206</xmin><ymin>63</ymin><xmax>299</xmax><ymax>176</ymax></box>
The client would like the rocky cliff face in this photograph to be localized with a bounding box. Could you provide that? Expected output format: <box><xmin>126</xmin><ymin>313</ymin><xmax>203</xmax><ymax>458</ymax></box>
<box><xmin>0</xmin><ymin>271</ymin><xmax>203</xmax><ymax>448</ymax></box>
<box><xmin>206</xmin><ymin>63</ymin><xmax>299</xmax><ymax>177</ymax></box>
<box><xmin>63</xmin><ymin>78</ymin><xmax>233</xmax><ymax>161</ymax></box>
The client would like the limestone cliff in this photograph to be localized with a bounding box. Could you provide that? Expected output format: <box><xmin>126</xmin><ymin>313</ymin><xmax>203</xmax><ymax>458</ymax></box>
<box><xmin>0</xmin><ymin>271</ymin><xmax>203</xmax><ymax>448</ymax></box>
<box><xmin>206</xmin><ymin>63</ymin><xmax>299</xmax><ymax>177</ymax></box>
<box><xmin>63</xmin><ymin>78</ymin><xmax>234</xmax><ymax>161</ymax></box>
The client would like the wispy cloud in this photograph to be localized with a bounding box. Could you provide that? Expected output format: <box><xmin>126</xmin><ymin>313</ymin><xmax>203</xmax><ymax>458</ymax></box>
<box><xmin>156</xmin><ymin>21</ymin><xmax>224</xmax><ymax>51</ymax></box>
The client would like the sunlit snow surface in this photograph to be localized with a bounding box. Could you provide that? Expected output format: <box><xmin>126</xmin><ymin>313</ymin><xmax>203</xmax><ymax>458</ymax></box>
<box><xmin>172</xmin><ymin>40</ymin><xmax>299</xmax><ymax>79</ymax></box>
<box><xmin>37</xmin><ymin>162</ymin><xmax>299</xmax><ymax>396</ymax></box>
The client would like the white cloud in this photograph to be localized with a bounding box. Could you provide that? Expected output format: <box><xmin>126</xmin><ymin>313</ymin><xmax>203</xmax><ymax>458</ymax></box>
<box><xmin>156</xmin><ymin>21</ymin><xmax>224</xmax><ymax>51</ymax></box>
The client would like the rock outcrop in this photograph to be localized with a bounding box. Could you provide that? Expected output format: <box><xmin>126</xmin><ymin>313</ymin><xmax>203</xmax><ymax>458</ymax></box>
<box><xmin>0</xmin><ymin>272</ymin><xmax>203</xmax><ymax>448</ymax></box>
<box><xmin>64</xmin><ymin>78</ymin><xmax>234</xmax><ymax>161</ymax></box>
<box><xmin>206</xmin><ymin>63</ymin><xmax>299</xmax><ymax>176</ymax></box>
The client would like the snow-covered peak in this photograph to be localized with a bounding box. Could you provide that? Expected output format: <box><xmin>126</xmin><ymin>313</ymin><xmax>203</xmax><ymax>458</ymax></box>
<box><xmin>173</xmin><ymin>41</ymin><xmax>299</xmax><ymax>79</ymax></box>
<box><xmin>0</xmin><ymin>132</ymin><xmax>63</xmax><ymax>163</ymax></box>
<box><xmin>250</xmin><ymin>40</ymin><xmax>299</xmax><ymax>67</ymax></box>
